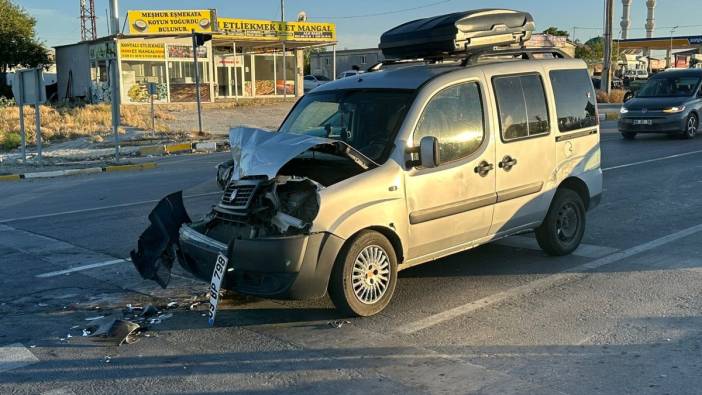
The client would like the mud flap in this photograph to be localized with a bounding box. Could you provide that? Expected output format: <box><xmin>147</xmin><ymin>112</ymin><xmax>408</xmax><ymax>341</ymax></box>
<box><xmin>130</xmin><ymin>191</ymin><xmax>192</xmax><ymax>288</ymax></box>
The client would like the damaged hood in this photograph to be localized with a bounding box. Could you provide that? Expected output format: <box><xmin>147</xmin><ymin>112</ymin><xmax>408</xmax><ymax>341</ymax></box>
<box><xmin>228</xmin><ymin>127</ymin><xmax>374</xmax><ymax>180</ymax></box>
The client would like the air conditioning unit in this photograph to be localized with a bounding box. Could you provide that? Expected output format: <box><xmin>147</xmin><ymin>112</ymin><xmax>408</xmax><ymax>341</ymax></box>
<box><xmin>379</xmin><ymin>9</ymin><xmax>535</xmax><ymax>60</ymax></box>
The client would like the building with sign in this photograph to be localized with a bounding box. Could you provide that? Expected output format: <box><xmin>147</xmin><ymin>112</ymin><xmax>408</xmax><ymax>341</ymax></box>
<box><xmin>54</xmin><ymin>9</ymin><xmax>337</xmax><ymax>104</ymax></box>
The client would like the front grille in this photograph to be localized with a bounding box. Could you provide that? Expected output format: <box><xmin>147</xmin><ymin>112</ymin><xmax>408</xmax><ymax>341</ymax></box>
<box><xmin>219</xmin><ymin>180</ymin><xmax>259</xmax><ymax>210</ymax></box>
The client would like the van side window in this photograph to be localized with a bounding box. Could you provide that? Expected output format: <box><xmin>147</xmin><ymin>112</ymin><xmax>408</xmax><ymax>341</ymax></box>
<box><xmin>493</xmin><ymin>74</ymin><xmax>550</xmax><ymax>141</ymax></box>
<box><xmin>414</xmin><ymin>82</ymin><xmax>485</xmax><ymax>163</ymax></box>
<box><xmin>550</xmin><ymin>69</ymin><xmax>598</xmax><ymax>132</ymax></box>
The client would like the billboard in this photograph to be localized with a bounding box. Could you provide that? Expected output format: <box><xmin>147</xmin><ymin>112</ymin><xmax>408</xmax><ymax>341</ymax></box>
<box><xmin>127</xmin><ymin>10</ymin><xmax>216</xmax><ymax>35</ymax></box>
<box><xmin>217</xmin><ymin>19</ymin><xmax>336</xmax><ymax>42</ymax></box>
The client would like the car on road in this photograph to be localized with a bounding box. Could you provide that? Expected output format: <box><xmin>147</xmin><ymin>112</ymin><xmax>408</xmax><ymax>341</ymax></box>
<box><xmin>303</xmin><ymin>74</ymin><xmax>331</xmax><ymax>92</ymax></box>
<box><xmin>337</xmin><ymin>70</ymin><xmax>364</xmax><ymax>79</ymax></box>
<box><xmin>132</xmin><ymin>9</ymin><xmax>602</xmax><ymax>317</ymax></box>
<box><xmin>618</xmin><ymin>69</ymin><xmax>702</xmax><ymax>139</ymax></box>
<box><xmin>622</xmin><ymin>68</ymin><xmax>648</xmax><ymax>82</ymax></box>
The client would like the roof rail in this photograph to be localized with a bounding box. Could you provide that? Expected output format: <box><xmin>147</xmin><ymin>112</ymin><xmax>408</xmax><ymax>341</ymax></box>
<box><xmin>367</xmin><ymin>47</ymin><xmax>571</xmax><ymax>72</ymax></box>
<box><xmin>461</xmin><ymin>47</ymin><xmax>570</xmax><ymax>65</ymax></box>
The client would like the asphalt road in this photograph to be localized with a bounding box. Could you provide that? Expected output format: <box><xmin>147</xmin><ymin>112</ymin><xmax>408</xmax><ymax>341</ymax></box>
<box><xmin>2</xmin><ymin>121</ymin><xmax>702</xmax><ymax>394</ymax></box>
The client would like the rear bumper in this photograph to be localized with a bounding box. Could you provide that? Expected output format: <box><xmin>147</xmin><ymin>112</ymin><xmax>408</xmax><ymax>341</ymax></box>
<box><xmin>618</xmin><ymin>113</ymin><xmax>687</xmax><ymax>133</ymax></box>
<box><xmin>177</xmin><ymin>224</ymin><xmax>345</xmax><ymax>300</ymax></box>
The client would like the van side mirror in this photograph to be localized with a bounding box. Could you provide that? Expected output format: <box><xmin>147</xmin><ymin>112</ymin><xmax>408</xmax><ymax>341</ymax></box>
<box><xmin>419</xmin><ymin>136</ymin><xmax>441</xmax><ymax>168</ymax></box>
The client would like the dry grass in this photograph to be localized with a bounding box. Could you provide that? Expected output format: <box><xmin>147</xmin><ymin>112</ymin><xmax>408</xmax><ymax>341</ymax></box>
<box><xmin>0</xmin><ymin>104</ymin><xmax>176</xmax><ymax>146</ymax></box>
<box><xmin>596</xmin><ymin>89</ymin><xmax>627</xmax><ymax>104</ymax></box>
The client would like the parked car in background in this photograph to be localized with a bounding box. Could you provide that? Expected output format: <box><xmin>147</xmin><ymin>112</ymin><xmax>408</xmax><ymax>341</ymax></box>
<box><xmin>303</xmin><ymin>75</ymin><xmax>331</xmax><ymax>92</ymax></box>
<box><xmin>622</xmin><ymin>69</ymin><xmax>649</xmax><ymax>82</ymax></box>
<box><xmin>337</xmin><ymin>70</ymin><xmax>364</xmax><ymax>79</ymax></box>
<box><xmin>592</xmin><ymin>76</ymin><xmax>623</xmax><ymax>90</ymax></box>
<box><xmin>619</xmin><ymin>69</ymin><xmax>702</xmax><ymax>139</ymax></box>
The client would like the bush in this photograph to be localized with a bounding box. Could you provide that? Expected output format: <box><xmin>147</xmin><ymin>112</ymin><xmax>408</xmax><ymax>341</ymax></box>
<box><xmin>0</xmin><ymin>97</ymin><xmax>15</xmax><ymax>108</ymax></box>
<box><xmin>595</xmin><ymin>89</ymin><xmax>626</xmax><ymax>104</ymax></box>
<box><xmin>1</xmin><ymin>132</ymin><xmax>21</xmax><ymax>151</ymax></box>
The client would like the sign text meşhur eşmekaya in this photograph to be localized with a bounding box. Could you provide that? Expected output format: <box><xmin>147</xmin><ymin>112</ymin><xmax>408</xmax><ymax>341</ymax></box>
<box><xmin>127</xmin><ymin>9</ymin><xmax>214</xmax><ymax>34</ymax></box>
<box><xmin>217</xmin><ymin>18</ymin><xmax>336</xmax><ymax>42</ymax></box>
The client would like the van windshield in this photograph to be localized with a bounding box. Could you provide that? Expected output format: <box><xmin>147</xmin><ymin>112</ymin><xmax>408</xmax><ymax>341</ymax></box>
<box><xmin>278</xmin><ymin>89</ymin><xmax>415</xmax><ymax>163</ymax></box>
<box><xmin>637</xmin><ymin>76</ymin><xmax>701</xmax><ymax>98</ymax></box>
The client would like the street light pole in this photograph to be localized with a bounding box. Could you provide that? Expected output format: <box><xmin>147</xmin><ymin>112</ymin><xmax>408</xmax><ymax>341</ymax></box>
<box><xmin>669</xmin><ymin>26</ymin><xmax>679</xmax><ymax>68</ymax></box>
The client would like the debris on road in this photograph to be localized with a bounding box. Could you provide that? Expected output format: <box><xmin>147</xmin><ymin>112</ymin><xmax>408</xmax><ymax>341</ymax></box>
<box><xmin>328</xmin><ymin>320</ymin><xmax>351</xmax><ymax>329</ymax></box>
<box><xmin>84</xmin><ymin>315</ymin><xmax>105</xmax><ymax>321</ymax></box>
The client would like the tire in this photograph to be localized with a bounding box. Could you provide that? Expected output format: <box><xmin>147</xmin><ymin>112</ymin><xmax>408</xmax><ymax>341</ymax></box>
<box><xmin>683</xmin><ymin>113</ymin><xmax>698</xmax><ymax>139</ymax></box>
<box><xmin>536</xmin><ymin>189</ymin><xmax>586</xmax><ymax>256</ymax></box>
<box><xmin>621</xmin><ymin>131</ymin><xmax>637</xmax><ymax>140</ymax></box>
<box><xmin>328</xmin><ymin>230</ymin><xmax>398</xmax><ymax>317</ymax></box>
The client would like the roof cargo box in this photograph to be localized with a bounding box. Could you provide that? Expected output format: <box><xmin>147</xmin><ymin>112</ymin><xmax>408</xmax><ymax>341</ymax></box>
<box><xmin>379</xmin><ymin>9</ymin><xmax>535</xmax><ymax>60</ymax></box>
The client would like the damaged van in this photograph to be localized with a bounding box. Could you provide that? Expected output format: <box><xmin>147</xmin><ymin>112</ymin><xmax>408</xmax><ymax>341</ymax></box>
<box><xmin>131</xmin><ymin>9</ymin><xmax>602</xmax><ymax>316</ymax></box>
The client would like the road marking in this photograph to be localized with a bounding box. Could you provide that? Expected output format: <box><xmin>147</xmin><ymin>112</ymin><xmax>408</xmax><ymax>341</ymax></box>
<box><xmin>35</xmin><ymin>259</ymin><xmax>128</xmax><ymax>278</ymax></box>
<box><xmin>495</xmin><ymin>235</ymin><xmax>618</xmax><ymax>259</ymax></box>
<box><xmin>602</xmin><ymin>149</ymin><xmax>702</xmax><ymax>172</ymax></box>
<box><xmin>0</xmin><ymin>191</ymin><xmax>221</xmax><ymax>224</ymax></box>
<box><xmin>0</xmin><ymin>343</ymin><xmax>39</xmax><ymax>373</ymax></box>
<box><xmin>396</xmin><ymin>222</ymin><xmax>702</xmax><ymax>335</ymax></box>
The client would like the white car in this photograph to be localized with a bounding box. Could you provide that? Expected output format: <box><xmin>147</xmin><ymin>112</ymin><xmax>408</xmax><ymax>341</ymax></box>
<box><xmin>623</xmin><ymin>69</ymin><xmax>648</xmax><ymax>80</ymax></box>
<box><xmin>132</xmin><ymin>9</ymin><xmax>603</xmax><ymax>317</ymax></box>
<box><xmin>303</xmin><ymin>75</ymin><xmax>330</xmax><ymax>92</ymax></box>
<box><xmin>337</xmin><ymin>70</ymin><xmax>364</xmax><ymax>79</ymax></box>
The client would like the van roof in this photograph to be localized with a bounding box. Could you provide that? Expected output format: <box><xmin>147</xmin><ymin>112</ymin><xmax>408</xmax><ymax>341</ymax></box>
<box><xmin>313</xmin><ymin>58</ymin><xmax>587</xmax><ymax>92</ymax></box>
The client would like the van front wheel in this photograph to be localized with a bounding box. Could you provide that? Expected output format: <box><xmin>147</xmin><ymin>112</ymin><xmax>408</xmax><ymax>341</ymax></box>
<box><xmin>536</xmin><ymin>189</ymin><xmax>586</xmax><ymax>256</ymax></box>
<box><xmin>328</xmin><ymin>231</ymin><xmax>398</xmax><ymax>317</ymax></box>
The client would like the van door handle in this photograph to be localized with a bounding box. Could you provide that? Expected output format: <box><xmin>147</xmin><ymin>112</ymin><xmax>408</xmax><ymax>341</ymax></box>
<box><xmin>474</xmin><ymin>160</ymin><xmax>494</xmax><ymax>177</ymax></box>
<box><xmin>498</xmin><ymin>155</ymin><xmax>518</xmax><ymax>171</ymax></box>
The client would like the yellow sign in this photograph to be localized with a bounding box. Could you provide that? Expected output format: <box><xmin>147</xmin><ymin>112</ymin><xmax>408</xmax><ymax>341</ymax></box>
<box><xmin>119</xmin><ymin>42</ymin><xmax>165</xmax><ymax>60</ymax></box>
<box><xmin>217</xmin><ymin>18</ymin><xmax>336</xmax><ymax>42</ymax></box>
<box><xmin>127</xmin><ymin>10</ymin><xmax>215</xmax><ymax>35</ymax></box>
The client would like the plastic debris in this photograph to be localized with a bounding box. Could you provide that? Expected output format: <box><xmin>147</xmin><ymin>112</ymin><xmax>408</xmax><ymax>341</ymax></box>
<box><xmin>141</xmin><ymin>304</ymin><xmax>159</xmax><ymax>317</ymax></box>
<box><xmin>85</xmin><ymin>315</ymin><xmax>105</xmax><ymax>321</ymax></box>
<box><xmin>104</xmin><ymin>355</ymin><xmax>111</xmax><ymax>363</ymax></box>
<box><xmin>89</xmin><ymin>317</ymin><xmax>142</xmax><ymax>345</ymax></box>
<box><xmin>166</xmin><ymin>301</ymin><xmax>178</xmax><ymax>309</ymax></box>
<box><xmin>328</xmin><ymin>320</ymin><xmax>351</xmax><ymax>328</ymax></box>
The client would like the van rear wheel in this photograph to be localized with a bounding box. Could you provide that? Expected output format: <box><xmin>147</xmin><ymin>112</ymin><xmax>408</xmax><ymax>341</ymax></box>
<box><xmin>328</xmin><ymin>231</ymin><xmax>398</xmax><ymax>317</ymax></box>
<box><xmin>621</xmin><ymin>132</ymin><xmax>637</xmax><ymax>140</ymax></box>
<box><xmin>536</xmin><ymin>189</ymin><xmax>586</xmax><ymax>256</ymax></box>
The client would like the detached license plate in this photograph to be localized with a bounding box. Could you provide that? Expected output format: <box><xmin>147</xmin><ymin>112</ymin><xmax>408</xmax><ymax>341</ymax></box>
<box><xmin>207</xmin><ymin>253</ymin><xmax>229</xmax><ymax>326</ymax></box>
<box><xmin>633</xmin><ymin>119</ymin><xmax>653</xmax><ymax>125</ymax></box>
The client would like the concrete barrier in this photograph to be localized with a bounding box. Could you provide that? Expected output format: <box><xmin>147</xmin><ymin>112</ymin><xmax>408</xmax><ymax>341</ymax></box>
<box><xmin>164</xmin><ymin>143</ymin><xmax>193</xmax><ymax>154</ymax></box>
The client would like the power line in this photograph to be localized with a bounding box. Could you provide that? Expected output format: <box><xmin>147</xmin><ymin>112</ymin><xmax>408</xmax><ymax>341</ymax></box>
<box><xmin>308</xmin><ymin>0</ymin><xmax>454</xmax><ymax>20</ymax></box>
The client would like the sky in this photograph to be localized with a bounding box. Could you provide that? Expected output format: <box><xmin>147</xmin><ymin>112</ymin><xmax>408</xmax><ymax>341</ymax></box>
<box><xmin>15</xmin><ymin>0</ymin><xmax>702</xmax><ymax>49</ymax></box>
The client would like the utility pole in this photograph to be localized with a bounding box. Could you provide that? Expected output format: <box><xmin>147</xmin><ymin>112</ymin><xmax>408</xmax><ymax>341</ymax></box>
<box><xmin>602</xmin><ymin>0</ymin><xmax>614</xmax><ymax>94</ymax></box>
<box><xmin>281</xmin><ymin>0</ymin><xmax>287</xmax><ymax>98</ymax></box>
<box><xmin>668</xmin><ymin>26</ymin><xmax>679</xmax><ymax>68</ymax></box>
<box><xmin>109</xmin><ymin>0</ymin><xmax>121</xmax><ymax>161</ymax></box>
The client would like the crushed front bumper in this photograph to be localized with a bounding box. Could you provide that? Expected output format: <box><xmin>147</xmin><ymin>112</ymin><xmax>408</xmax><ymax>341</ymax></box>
<box><xmin>178</xmin><ymin>225</ymin><xmax>344</xmax><ymax>299</ymax></box>
<box><xmin>131</xmin><ymin>192</ymin><xmax>345</xmax><ymax>300</ymax></box>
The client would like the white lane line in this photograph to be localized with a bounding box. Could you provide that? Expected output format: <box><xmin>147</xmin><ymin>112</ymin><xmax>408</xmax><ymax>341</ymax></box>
<box><xmin>602</xmin><ymin>149</ymin><xmax>702</xmax><ymax>172</ymax></box>
<box><xmin>495</xmin><ymin>235</ymin><xmax>618</xmax><ymax>259</ymax></box>
<box><xmin>0</xmin><ymin>343</ymin><xmax>39</xmax><ymax>373</ymax></box>
<box><xmin>0</xmin><ymin>191</ymin><xmax>221</xmax><ymax>224</ymax></box>
<box><xmin>35</xmin><ymin>259</ymin><xmax>128</xmax><ymax>278</ymax></box>
<box><xmin>396</xmin><ymin>222</ymin><xmax>702</xmax><ymax>335</ymax></box>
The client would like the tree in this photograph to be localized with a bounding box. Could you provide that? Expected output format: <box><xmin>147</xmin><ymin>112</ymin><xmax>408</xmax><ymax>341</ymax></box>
<box><xmin>575</xmin><ymin>36</ymin><xmax>618</xmax><ymax>65</ymax></box>
<box><xmin>0</xmin><ymin>0</ymin><xmax>50</xmax><ymax>93</ymax></box>
<box><xmin>303</xmin><ymin>47</ymin><xmax>326</xmax><ymax>75</ymax></box>
<box><xmin>542</xmin><ymin>27</ymin><xmax>570</xmax><ymax>37</ymax></box>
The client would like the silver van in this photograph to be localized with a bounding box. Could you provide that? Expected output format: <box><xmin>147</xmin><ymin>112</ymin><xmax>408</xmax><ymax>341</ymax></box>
<box><xmin>132</xmin><ymin>9</ymin><xmax>602</xmax><ymax>317</ymax></box>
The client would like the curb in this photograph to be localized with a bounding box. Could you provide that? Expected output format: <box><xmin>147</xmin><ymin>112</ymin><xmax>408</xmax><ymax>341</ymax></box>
<box><xmin>136</xmin><ymin>141</ymin><xmax>223</xmax><ymax>157</ymax></box>
<box><xmin>0</xmin><ymin>162</ymin><xmax>158</xmax><ymax>182</ymax></box>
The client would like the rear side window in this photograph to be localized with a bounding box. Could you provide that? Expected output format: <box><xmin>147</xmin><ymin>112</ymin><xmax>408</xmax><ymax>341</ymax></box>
<box><xmin>493</xmin><ymin>74</ymin><xmax>550</xmax><ymax>141</ymax></box>
<box><xmin>550</xmin><ymin>69</ymin><xmax>598</xmax><ymax>132</ymax></box>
